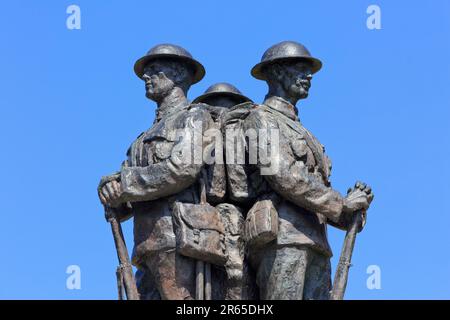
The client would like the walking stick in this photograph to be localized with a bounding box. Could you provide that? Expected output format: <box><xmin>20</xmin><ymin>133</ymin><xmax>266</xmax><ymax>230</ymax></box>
<box><xmin>105</xmin><ymin>206</ymin><xmax>140</xmax><ymax>300</ymax></box>
<box><xmin>116</xmin><ymin>266</ymin><xmax>124</xmax><ymax>300</ymax></box>
<box><xmin>330</xmin><ymin>210</ymin><xmax>363</xmax><ymax>300</ymax></box>
<box><xmin>195</xmin><ymin>260</ymin><xmax>204</xmax><ymax>300</ymax></box>
<box><xmin>195</xmin><ymin>170</ymin><xmax>212</xmax><ymax>300</ymax></box>
<box><xmin>195</xmin><ymin>261</ymin><xmax>212</xmax><ymax>300</ymax></box>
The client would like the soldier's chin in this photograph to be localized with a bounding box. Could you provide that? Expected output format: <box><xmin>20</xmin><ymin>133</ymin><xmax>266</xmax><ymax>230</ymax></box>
<box><xmin>146</xmin><ymin>89</ymin><xmax>162</xmax><ymax>101</ymax></box>
<box><xmin>290</xmin><ymin>86</ymin><xmax>309</xmax><ymax>100</ymax></box>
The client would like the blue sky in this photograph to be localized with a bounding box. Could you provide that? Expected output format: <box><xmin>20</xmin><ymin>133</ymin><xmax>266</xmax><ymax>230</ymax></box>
<box><xmin>1</xmin><ymin>0</ymin><xmax>449</xmax><ymax>299</ymax></box>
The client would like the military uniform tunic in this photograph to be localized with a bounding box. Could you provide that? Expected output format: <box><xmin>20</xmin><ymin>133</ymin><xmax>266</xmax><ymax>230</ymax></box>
<box><xmin>119</xmin><ymin>103</ymin><xmax>214</xmax><ymax>267</ymax></box>
<box><xmin>224</xmin><ymin>96</ymin><xmax>347</xmax><ymax>299</ymax></box>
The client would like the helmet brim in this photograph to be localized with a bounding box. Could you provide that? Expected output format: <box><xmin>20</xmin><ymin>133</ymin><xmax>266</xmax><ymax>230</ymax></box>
<box><xmin>134</xmin><ymin>54</ymin><xmax>205</xmax><ymax>84</ymax></box>
<box><xmin>193</xmin><ymin>91</ymin><xmax>252</xmax><ymax>104</ymax></box>
<box><xmin>251</xmin><ymin>56</ymin><xmax>322</xmax><ymax>80</ymax></box>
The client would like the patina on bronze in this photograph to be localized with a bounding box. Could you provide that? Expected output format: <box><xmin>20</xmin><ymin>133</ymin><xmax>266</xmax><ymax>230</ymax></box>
<box><xmin>193</xmin><ymin>82</ymin><xmax>252</xmax><ymax>106</ymax></box>
<box><xmin>134</xmin><ymin>43</ymin><xmax>205</xmax><ymax>83</ymax></box>
<box><xmin>98</xmin><ymin>41</ymin><xmax>374</xmax><ymax>300</ymax></box>
<box><xmin>240</xmin><ymin>41</ymin><xmax>373</xmax><ymax>299</ymax></box>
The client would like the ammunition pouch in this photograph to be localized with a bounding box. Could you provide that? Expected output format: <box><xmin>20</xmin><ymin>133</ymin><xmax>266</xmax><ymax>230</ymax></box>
<box><xmin>244</xmin><ymin>199</ymin><xmax>279</xmax><ymax>247</ymax></box>
<box><xmin>172</xmin><ymin>201</ymin><xmax>227</xmax><ymax>266</ymax></box>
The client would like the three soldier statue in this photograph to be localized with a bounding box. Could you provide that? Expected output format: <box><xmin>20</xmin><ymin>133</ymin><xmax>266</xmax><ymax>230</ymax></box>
<box><xmin>98</xmin><ymin>41</ymin><xmax>374</xmax><ymax>300</ymax></box>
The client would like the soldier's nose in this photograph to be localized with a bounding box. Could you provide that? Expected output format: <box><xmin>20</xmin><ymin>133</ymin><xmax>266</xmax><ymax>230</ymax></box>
<box><xmin>306</xmin><ymin>74</ymin><xmax>312</xmax><ymax>81</ymax></box>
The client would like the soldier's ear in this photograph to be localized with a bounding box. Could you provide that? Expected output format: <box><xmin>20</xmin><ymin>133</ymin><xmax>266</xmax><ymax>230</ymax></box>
<box><xmin>271</xmin><ymin>63</ymin><xmax>284</xmax><ymax>81</ymax></box>
<box><xmin>186</xmin><ymin>65</ymin><xmax>196</xmax><ymax>84</ymax></box>
<box><xmin>174</xmin><ymin>60</ymin><xmax>195</xmax><ymax>85</ymax></box>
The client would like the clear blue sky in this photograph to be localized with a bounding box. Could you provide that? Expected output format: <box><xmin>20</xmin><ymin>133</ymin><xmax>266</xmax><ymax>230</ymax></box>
<box><xmin>1</xmin><ymin>0</ymin><xmax>449</xmax><ymax>299</ymax></box>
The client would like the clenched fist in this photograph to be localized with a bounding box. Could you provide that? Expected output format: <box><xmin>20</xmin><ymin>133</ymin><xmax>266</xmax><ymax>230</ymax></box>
<box><xmin>343</xmin><ymin>181</ymin><xmax>374</xmax><ymax>213</ymax></box>
<box><xmin>98</xmin><ymin>174</ymin><xmax>123</xmax><ymax>208</ymax></box>
<box><xmin>342</xmin><ymin>181</ymin><xmax>374</xmax><ymax>231</ymax></box>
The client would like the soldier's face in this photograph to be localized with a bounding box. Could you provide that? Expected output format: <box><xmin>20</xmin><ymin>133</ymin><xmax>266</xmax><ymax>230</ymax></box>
<box><xmin>142</xmin><ymin>60</ymin><xmax>177</xmax><ymax>101</ymax></box>
<box><xmin>280</xmin><ymin>61</ymin><xmax>313</xmax><ymax>100</ymax></box>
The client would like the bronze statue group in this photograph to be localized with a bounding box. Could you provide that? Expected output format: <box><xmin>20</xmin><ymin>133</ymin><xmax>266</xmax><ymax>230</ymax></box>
<box><xmin>98</xmin><ymin>41</ymin><xmax>374</xmax><ymax>300</ymax></box>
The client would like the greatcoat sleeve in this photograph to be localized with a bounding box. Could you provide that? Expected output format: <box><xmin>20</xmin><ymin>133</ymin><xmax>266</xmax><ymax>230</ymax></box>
<box><xmin>244</xmin><ymin>109</ymin><xmax>345</xmax><ymax>223</ymax></box>
<box><xmin>119</xmin><ymin>108</ymin><xmax>214</xmax><ymax>203</ymax></box>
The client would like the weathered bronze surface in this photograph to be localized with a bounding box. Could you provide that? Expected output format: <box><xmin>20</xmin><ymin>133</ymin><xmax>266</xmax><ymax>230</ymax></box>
<box><xmin>98</xmin><ymin>41</ymin><xmax>374</xmax><ymax>300</ymax></box>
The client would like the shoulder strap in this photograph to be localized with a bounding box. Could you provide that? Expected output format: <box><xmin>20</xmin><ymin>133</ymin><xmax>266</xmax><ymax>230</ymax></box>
<box><xmin>262</xmin><ymin>106</ymin><xmax>327</xmax><ymax>178</ymax></box>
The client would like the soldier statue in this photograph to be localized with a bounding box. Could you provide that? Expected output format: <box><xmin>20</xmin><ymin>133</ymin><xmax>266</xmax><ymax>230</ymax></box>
<box><xmin>231</xmin><ymin>41</ymin><xmax>374</xmax><ymax>299</ymax></box>
<box><xmin>98</xmin><ymin>43</ymin><xmax>215</xmax><ymax>300</ymax></box>
<box><xmin>193</xmin><ymin>83</ymin><xmax>256</xmax><ymax>299</ymax></box>
<box><xmin>98</xmin><ymin>41</ymin><xmax>374</xmax><ymax>301</ymax></box>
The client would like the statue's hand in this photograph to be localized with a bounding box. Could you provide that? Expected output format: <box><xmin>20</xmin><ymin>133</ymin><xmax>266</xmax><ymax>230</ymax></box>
<box><xmin>98</xmin><ymin>174</ymin><xmax>123</xmax><ymax>208</ymax></box>
<box><xmin>343</xmin><ymin>181</ymin><xmax>374</xmax><ymax>232</ymax></box>
<box><xmin>343</xmin><ymin>181</ymin><xmax>373</xmax><ymax>213</ymax></box>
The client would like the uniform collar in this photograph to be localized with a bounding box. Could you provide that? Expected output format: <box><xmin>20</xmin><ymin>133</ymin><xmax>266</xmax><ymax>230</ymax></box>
<box><xmin>263</xmin><ymin>96</ymin><xmax>298</xmax><ymax>120</ymax></box>
<box><xmin>155</xmin><ymin>100</ymin><xmax>189</xmax><ymax>122</ymax></box>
